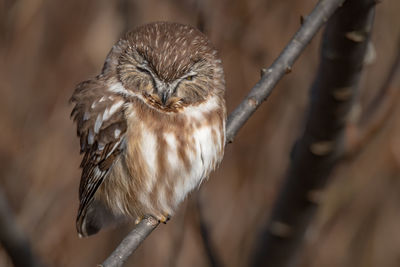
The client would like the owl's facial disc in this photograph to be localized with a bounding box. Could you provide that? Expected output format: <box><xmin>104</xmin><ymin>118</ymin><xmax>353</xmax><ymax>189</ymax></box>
<box><xmin>135</xmin><ymin>62</ymin><xmax>201</xmax><ymax>109</ymax></box>
<box><xmin>136</xmin><ymin>65</ymin><xmax>180</xmax><ymax>107</ymax></box>
<box><xmin>118</xmin><ymin>32</ymin><xmax>215</xmax><ymax>110</ymax></box>
<box><xmin>156</xmin><ymin>70</ymin><xmax>199</xmax><ymax>104</ymax></box>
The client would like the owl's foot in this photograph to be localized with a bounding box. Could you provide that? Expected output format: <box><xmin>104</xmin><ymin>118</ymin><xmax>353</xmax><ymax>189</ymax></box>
<box><xmin>134</xmin><ymin>216</ymin><xmax>143</xmax><ymax>225</ymax></box>
<box><xmin>158</xmin><ymin>214</ymin><xmax>171</xmax><ymax>224</ymax></box>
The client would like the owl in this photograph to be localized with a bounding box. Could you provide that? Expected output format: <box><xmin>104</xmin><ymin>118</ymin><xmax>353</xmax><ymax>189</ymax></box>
<box><xmin>70</xmin><ymin>22</ymin><xmax>226</xmax><ymax>237</ymax></box>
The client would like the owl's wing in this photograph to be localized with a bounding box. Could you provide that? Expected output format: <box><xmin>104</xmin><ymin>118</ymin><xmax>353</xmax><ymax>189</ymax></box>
<box><xmin>70</xmin><ymin>79</ymin><xmax>127</xmax><ymax>232</ymax></box>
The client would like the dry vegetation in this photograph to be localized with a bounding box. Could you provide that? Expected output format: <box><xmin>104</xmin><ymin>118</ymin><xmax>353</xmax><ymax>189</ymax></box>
<box><xmin>0</xmin><ymin>0</ymin><xmax>399</xmax><ymax>266</ymax></box>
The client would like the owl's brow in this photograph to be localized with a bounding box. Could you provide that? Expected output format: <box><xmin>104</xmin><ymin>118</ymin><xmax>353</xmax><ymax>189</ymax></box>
<box><xmin>181</xmin><ymin>71</ymin><xmax>197</xmax><ymax>80</ymax></box>
<box><xmin>136</xmin><ymin>64</ymin><xmax>158</xmax><ymax>90</ymax></box>
<box><xmin>136</xmin><ymin>63</ymin><xmax>156</xmax><ymax>77</ymax></box>
<box><xmin>191</xmin><ymin>57</ymin><xmax>205</xmax><ymax>65</ymax></box>
<box><xmin>186</xmin><ymin>58</ymin><xmax>205</xmax><ymax>72</ymax></box>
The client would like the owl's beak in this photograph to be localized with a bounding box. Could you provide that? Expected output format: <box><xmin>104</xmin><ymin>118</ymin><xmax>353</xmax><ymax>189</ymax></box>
<box><xmin>160</xmin><ymin>90</ymin><xmax>170</xmax><ymax>105</ymax></box>
<box><xmin>156</xmin><ymin>81</ymin><xmax>174</xmax><ymax>106</ymax></box>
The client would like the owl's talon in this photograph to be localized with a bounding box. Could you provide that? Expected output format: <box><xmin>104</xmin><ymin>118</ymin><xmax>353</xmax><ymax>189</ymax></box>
<box><xmin>135</xmin><ymin>217</ymin><xmax>143</xmax><ymax>225</ymax></box>
<box><xmin>158</xmin><ymin>214</ymin><xmax>170</xmax><ymax>224</ymax></box>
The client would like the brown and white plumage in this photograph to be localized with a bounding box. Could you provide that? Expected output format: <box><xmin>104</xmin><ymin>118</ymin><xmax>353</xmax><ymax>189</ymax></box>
<box><xmin>70</xmin><ymin>22</ymin><xmax>226</xmax><ymax>237</ymax></box>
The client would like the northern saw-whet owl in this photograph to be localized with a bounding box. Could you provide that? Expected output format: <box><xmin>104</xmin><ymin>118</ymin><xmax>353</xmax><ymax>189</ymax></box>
<box><xmin>70</xmin><ymin>22</ymin><xmax>226</xmax><ymax>237</ymax></box>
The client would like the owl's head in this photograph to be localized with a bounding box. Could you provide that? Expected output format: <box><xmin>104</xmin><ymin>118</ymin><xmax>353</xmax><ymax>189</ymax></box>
<box><xmin>105</xmin><ymin>22</ymin><xmax>225</xmax><ymax>112</ymax></box>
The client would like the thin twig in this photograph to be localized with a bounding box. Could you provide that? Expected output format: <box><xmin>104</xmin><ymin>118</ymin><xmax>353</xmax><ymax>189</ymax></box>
<box><xmin>251</xmin><ymin>0</ymin><xmax>376</xmax><ymax>266</ymax></box>
<box><xmin>226</xmin><ymin>0</ymin><xmax>347</xmax><ymax>143</ymax></box>
<box><xmin>100</xmin><ymin>0</ymin><xmax>346</xmax><ymax>265</ymax></box>
<box><xmin>99</xmin><ymin>215</ymin><xmax>159</xmax><ymax>267</ymax></box>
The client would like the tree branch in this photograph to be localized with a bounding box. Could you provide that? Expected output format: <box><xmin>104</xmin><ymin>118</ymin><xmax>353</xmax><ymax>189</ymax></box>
<box><xmin>99</xmin><ymin>215</ymin><xmax>159</xmax><ymax>267</ymax></box>
<box><xmin>251</xmin><ymin>0</ymin><xmax>376</xmax><ymax>266</ymax></box>
<box><xmin>226</xmin><ymin>0</ymin><xmax>346</xmax><ymax>143</ymax></box>
<box><xmin>101</xmin><ymin>0</ymin><xmax>346</xmax><ymax>265</ymax></box>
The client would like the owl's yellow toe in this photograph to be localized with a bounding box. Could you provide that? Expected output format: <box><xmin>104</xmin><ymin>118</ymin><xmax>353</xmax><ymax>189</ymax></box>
<box><xmin>158</xmin><ymin>214</ymin><xmax>171</xmax><ymax>224</ymax></box>
<box><xmin>135</xmin><ymin>216</ymin><xmax>143</xmax><ymax>225</ymax></box>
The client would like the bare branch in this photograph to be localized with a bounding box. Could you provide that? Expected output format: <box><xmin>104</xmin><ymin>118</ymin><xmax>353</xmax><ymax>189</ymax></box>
<box><xmin>0</xmin><ymin>188</ymin><xmax>44</xmax><ymax>267</ymax></box>
<box><xmin>100</xmin><ymin>0</ymin><xmax>347</xmax><ymax>265</ymax></box>
<box><xmin>251</xmin><ymin>0</ymin><xmax>376</xmax><ymax>266</ymax></box>
<box><xmin>226</xmin><ymin>0</ymin><xmax>346</xmax><ymax>143</ymax></box>
<box><xmin>99</xmin><ymin>215</ymin><xmax>159</xmax><ymax>267</ymax></box>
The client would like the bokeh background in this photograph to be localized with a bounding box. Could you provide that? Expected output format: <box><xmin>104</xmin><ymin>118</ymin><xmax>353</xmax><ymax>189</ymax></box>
<box><xmin>1</xmin><ymin>0</ymin><xmax>400</xmax><ymax>266</ymax></box>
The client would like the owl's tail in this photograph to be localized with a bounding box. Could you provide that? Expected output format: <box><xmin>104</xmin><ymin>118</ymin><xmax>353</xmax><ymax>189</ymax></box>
<box><xmin>76</xmin><ymin>200</ymin><xmax>124</xmax><ymax>237</ymax></box>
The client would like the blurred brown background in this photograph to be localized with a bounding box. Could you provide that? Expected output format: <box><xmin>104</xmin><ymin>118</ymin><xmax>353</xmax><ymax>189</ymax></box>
<box><xmin>1</xmin><ymin>0</ymin><xmax>400</xmax><ymax>266</ymax></box>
